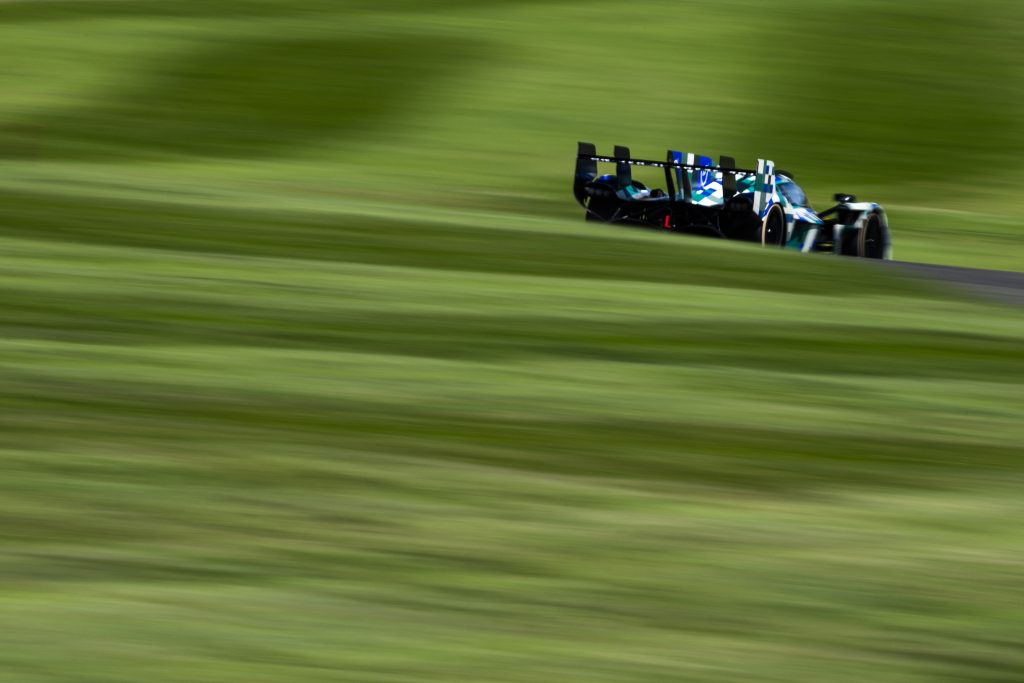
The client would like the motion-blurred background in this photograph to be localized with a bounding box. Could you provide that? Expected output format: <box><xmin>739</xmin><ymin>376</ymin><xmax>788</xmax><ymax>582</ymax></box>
<box><xmin>1</xmin><ymin>1</ymin><xmax>1022</xmax><ymax>681</ymax></box>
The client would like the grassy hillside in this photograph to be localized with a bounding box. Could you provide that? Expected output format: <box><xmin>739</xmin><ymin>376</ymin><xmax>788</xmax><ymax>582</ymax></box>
<box><xmin>2</xmin><ymin>0</ymin><xmax>1023</xmax><ymax>266</ymax></box>
<box><xmin>1</xmin><ymin>1</ymin><xmax>1023</xmax><ymax>682</ymax></box>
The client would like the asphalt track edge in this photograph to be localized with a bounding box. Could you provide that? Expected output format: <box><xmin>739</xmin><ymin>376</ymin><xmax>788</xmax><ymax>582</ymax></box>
<box><xmin>881</xmin><ymin>261</ymin><xmax>1024</xmax><ymax>307</ymax></box>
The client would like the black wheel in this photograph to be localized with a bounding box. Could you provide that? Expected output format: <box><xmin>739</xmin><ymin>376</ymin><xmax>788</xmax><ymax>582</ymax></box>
<box><xmin>858</xmin><ymin>214</ymin><xmax>885</xmax><ymax>258</ymax></box>
<box><xmin>759</xmin><ymin>206</ymin><xmax>786</xmax><ymax>247</ymax></box>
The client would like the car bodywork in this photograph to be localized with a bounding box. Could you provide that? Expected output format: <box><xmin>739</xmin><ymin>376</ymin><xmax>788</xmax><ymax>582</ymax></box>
<box><xmin>573</xmin><ymin>142</ymin><xmax>891</xmax><ymax>259</ymax></box>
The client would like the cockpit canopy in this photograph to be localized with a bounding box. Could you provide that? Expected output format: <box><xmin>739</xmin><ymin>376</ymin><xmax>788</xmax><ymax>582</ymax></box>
<box><xmin>777</xmin><ymin>175</ymin><xmax>809</xmax><ymax>208</ymax></box>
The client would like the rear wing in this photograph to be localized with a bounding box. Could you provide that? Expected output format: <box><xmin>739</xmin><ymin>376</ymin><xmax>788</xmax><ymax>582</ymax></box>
<box><xmin>574</xmin><ymin>142</ymin><xmax>776</xmax><ymax>216</ymax></box>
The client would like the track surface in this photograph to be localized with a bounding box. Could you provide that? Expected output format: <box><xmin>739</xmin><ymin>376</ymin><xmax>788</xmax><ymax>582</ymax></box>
<box><xmin>885</xmin><ymin>261</ymin><xmax>1024</xmax><ymax>306</ymax></box>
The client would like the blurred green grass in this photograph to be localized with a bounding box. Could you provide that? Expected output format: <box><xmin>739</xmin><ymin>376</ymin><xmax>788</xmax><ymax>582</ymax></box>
<box><xmin>1</xmin><ymin>1</ymin><xmax>1023</xmax><ymax>681</ymax></box>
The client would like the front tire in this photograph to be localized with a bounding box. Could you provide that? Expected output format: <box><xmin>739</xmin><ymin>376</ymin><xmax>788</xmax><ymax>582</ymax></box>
<box><xmin>858</xmin><ymin>214</ymin><xmax>885</xmax><ymax>258</ymax></box>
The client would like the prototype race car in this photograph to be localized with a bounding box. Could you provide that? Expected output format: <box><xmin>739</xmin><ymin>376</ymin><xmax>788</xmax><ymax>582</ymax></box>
<box><xmin>573</xmin><ymin>142</ymin><xmax>891</xmax><ymax>258</ymax></box>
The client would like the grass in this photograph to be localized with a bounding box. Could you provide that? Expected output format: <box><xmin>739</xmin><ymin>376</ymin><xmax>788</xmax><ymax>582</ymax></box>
<box><xmin>1</xmin><ymin>1</ymin><xmax>1023</xmax><ymax>681</ymax></box>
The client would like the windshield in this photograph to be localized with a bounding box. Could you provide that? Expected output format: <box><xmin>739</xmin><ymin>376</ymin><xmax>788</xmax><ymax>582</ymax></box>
<box><xmin>778</xmin><ymin>177</ymin><xmax>809</xmax><ymax>208</ymax></box>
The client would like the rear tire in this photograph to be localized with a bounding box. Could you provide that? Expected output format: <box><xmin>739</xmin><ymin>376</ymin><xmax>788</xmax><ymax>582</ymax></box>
<box><xmin>759</xmin><ymin>206</ymin><xmax>786</xmax><ymax>247</ymax></box>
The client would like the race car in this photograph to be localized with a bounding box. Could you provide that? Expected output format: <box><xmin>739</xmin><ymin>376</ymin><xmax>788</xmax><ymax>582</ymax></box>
<box><xmin>573</xmin><ymin>142</ymin><xmax>891</xmax><ymax>259</ymax></box>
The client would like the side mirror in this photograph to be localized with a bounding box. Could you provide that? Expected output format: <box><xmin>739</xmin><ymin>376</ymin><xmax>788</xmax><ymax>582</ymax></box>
<box><xmin>833</xmin><ymin>193</ymin><xmax>856</xmax><ymax>203</ymax></box>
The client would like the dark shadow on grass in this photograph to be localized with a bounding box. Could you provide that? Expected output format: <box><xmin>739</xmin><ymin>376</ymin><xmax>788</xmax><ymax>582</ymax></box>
<box><xmin>0</xmin><ymin>0</ymin><xmax>544</xmax><ymax>23</ymax></box>
<box><xmin>0</xmin><ymin>0</ymin><xmax>301</xmax><ymax>21</ymax></box>
<box><xmin>1</xmin><ymin>34</ymin><xmax>483</xmax><ymax>159</ymax></box>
